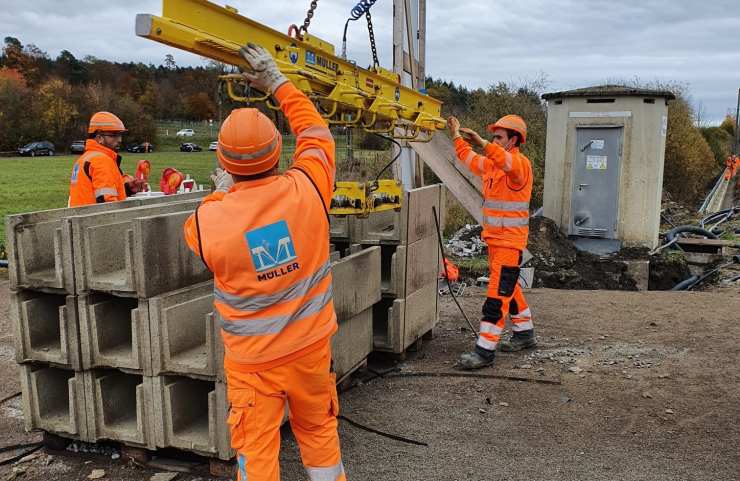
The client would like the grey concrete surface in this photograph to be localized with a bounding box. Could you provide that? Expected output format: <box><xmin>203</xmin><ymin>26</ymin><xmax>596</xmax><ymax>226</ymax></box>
<box><xmin>78</xmin><ymin>293</ymin><xmax>151</xmax><ymax>375</ymax></box>
<box><xmin>84</xmin><ymin>369</ymin><xmax>156</xmax><ymax>449</ymax></box>
<box><xmin>20</xmin><ymin>363</ymin><xmax>88</xmax><ymax>440</ymax></box>
<box><xmin>11</xmin><ymin>291</ymin><xmax>81</xmax><ymax>369</ymax></box>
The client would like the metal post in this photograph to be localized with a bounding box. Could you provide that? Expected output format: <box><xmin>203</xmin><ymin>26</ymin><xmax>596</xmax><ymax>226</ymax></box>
<box><xmin>734</xmin><ymin>88</ymin><xmax>740</xmax><ymax>156</ymax></box>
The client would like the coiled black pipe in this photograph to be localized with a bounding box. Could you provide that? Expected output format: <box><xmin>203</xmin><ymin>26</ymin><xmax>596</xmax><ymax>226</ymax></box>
<box><xmin>665</xmin><ymin>226</ymin><xmax>718</xmax><ymax>252</ymax></box>
<box><xmin>670</xmin><ymin>276</ymin><xmax>699</xmax><ymax>291</ymax></box>
<box><xmin>0</xmin><ymin>260</ymin><xmax>8</xmax><ymax>268</ymax></box>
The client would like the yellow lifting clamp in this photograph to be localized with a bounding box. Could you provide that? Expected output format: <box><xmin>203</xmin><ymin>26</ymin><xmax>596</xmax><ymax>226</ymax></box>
<box><xmin>330</xmin><ymin>180</ymin><xmax>402</xmax><ymax>218</ymax></box>
<box><xmin>136</xmin><ymin>0</ymin><xmax>446</xmax><ymax>140</ymax></box>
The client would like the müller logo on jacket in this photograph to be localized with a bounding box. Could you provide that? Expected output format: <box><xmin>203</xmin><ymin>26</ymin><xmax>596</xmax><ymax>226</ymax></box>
<box><xmin>70</xmin><ymin>164</ymin><xmax>80</xmax><ymax>187</ymax></box>
<box><xmin>245</xmin><ymin>220</ymin><xmax>300</xmax><ymax>281</ymax></box>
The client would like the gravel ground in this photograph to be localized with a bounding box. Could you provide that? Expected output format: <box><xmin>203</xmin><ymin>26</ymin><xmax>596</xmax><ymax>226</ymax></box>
<box><xmin>1</xmin><ymin>280</ymin><xmax>739</xmax><ymax>480</ymax></box>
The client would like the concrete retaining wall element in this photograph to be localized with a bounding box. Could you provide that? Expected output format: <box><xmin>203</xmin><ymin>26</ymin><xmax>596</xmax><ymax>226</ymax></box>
<box><xmin>331</xmin><ymin>307</ymin><xmax>373</xmax><ymax>380</ymax></box>
<box><xmin>20</xmin><ymin>364</ymin><xmax>88</xmax><ymax>440</ymax></box>
<box><xmin>330</xmin><ymin>247</ymin><xmax>381</xmax><ymax>321</ymax></box>
<box><xmin>69</xmin><ymin>200</ymin><xmax>203</xmax><ymax>296</ymax></box>
<box><xmin>84</xmin><ymin>369</ymin><xmax>155</xmax><ymax>449</ymax></box>
<box><xmin>152</xmin><ymin>376</ymin><xmax>233</xmax><ymax>460</ymax></box>
<box><xmin>372</xmin><ymin>281</ymin><xmax>438</xmax><ymax>353</ymax></box>
<box><xmin>78</xmin><ymin>293</ymin><xmax>151</xmax><ymax>375</ymax></box>
<box><xmin>350</xmin><ymin>185</ymin><xmax>442</xmax><ymax>245</ymax></box>
<box><xmin>11</xmin><ymin>291</ymin><xmax>81</xmax><ymax>369</ymax></box>
<box><xmin>380</xmin><ymin>235</ymin><xmax>439</xmax><ymax>299</ymax></box>
<box><xmin>5</xmin><ymin>192</ymin><xmax>207</xmax><ymax>294</ymax></box>
<box><xmin>149</xmin><ymin>281</ymin><xmax>220</xmax><ymax>380</ymax></box>
<box><xmin>132</xmin><ymin>211</ymin><xmax>213</xmax><ymax>299</ymax></box>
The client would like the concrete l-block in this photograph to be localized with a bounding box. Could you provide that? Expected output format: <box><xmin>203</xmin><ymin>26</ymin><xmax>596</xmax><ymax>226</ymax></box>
<box><xmin>11</xmin><ymin>291</ymin><xmax>81</xmax><ymax>369</ymax></box>
<box><xmin>373</xmin><ymin>281</ymin><xmax>438</xmax><ymax>353</ymax></box>
<box><xmin>78</xmin><ymin>293</ymin><xmax>151</xmax><ymax>374</ymax></box>
<box><xmin>152</xmin><ymin>376</ymin><xmax>233</xmax><ymax>460</ymax></box>
<box><xmin>350</xmin><ymin>185</ymin><xmax>442</xmax><ymax>245</ymax></box>
<box><xmin>84</xmin><ymin>369</ymin><xmax>155</xmax><ymax>449</ymax></box>
<box><xmin>149</xmin><ymin>281</ymin><xmax>221</xmax><ymax>380</ymax></box>
<box><xmin>20</xmin><ymin>364</ymin><xmax>88</xmax><ymax>440</ymax></box>
<box><xmin>330</xmin><ymin>246</ymin><xmax>381</xmax><ymax>321</ymax></box>
<box><xmin>5</xmin><ymin>192</ymin><xmax>207</xmax><ymax>294</ymax></box>
<box><xmin>330</xmin><ymin>307</ymin><xmax>373</xmax><ymax>380</ymax></box>
<box><xmin>381</xmin><ymin>235</ymin><xmax>440</xmax><ymax>299</ymax></box>
<box><xmin>69</xmin><ymin>200</ymin><xmax>206</xmax><ymax>297</ymax></box>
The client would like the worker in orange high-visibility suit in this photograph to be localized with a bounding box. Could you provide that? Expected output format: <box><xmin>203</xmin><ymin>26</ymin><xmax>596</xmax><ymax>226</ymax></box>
<box><xmin>68</xmin><ymin>112</ymin><xmax>146</xmax><ymax>206</ymax></box>
<box><xmin>726</xmin><ymin>157</ymin><xmax>735</xmax><ymax>181</ymax></box>
<box><xmin>183</xmin><ymin>43</ymin><xmax>345</xmax><ymax>481</ymax></box>
<box><xmin>449</xmin><ymin>115</ymin><xmax>536</xmax><ymax>369</ymax></box>
<box><xmin>733</xmin><ymin>155</ymin><xmax>739</xmax><ymax>179</ymax></box>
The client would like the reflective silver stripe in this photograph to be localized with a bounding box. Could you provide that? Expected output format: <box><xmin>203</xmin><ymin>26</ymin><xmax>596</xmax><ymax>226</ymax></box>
<box><xmin>298</xmin><ymin>125</ymin><xmax>334</xmax><ymax>143</ymax></box>
<box><xmin>477</xmin><ymin>336</ymin><xmax>497</xmax><ymax>350</ymax></box>
<box><xmin>512</xmin><ymin>320</ymin><xmax>534</xmax><ymax>331</ymax></box>
<box><xmin>220</xmin><ymin>285</ymin><xmax>333</xmax><ymax>337</ymax></box>
<box><xmin>80</xmin><ymin>152</ymin><xmax>99</xmax><ymax>163</ymax></box>
<box><xmin>215</xmin><ymin>260</ymin><xmax>331</xmax><ymax>312</ymax></box>
<box><xmin>219</xmin><ymin>136</ymin><xmax>278</xmax><ymax>160</ymax></box>
<box><xmin>503</xmin><ymin>151</ymin><xmax>513</xmax><ymax>172</ymax></box>
<box><xmin>305</xmin><ymin>459</ymin><xmax>345</xmax><ymax>481</ymax></box>
<box><xmin>463</xmin><ymin>151</ymin><xmax>476</xmax><ymax>169</ymax></box>
<box><xmin>483</xmin><ymin>216</ymin><xmax>529</xmax><ymax>227</ymax></box>
<box><xmin>478</xmin><ymin>158</ymin><xmax>485</xmax><ymax>172</ymax></box>
<box><xmin>94</xmin><ymin>188</ymin><xmax>118</xmax><ymax>198</ymax></box>
<box><xmin>496</xmin><ymin>120</ymin><xmax>527</xmax><ymax>134</ymax></box>
<box><xmin>479</xmin><ymin>322</ymin><xmax>503</xmax><ymax>336</ymax></box>
<box><xmin>90</xmin><ymin>121</ymin><xmax>124</xmax><ymax>129</ymax></box>
<box><xmin>510</xmin><ymin>307</ymin><xmax>531</xmax><ymax>319</ymax></box>
<box><xmin>483</xmin><ymin>200</ymin><xmax>530</xmax><ymax>211</ymax></box>
<box><xmin>297</xmin><ymin>147</ymin><xmax>331</xmax><ymax>166</ymax></box>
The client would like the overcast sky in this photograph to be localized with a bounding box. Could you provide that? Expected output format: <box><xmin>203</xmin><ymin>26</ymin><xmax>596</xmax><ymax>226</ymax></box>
<box><xmin>1</xmin><ymin>0</ymin><xmax>738</xmax><ymax>124</ymax></box>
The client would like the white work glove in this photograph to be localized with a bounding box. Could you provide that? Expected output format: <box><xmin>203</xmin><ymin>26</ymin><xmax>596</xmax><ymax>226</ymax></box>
<box><xmin>213</xmin><ymin>169</ymin><xmax>234</xmax><ymax>194</ymax></box>
<box><xmin>238</xmin><ymin>42</ymin><xmax>289</xmax><ymax>94</ymax></box>
<box><xmin>448</xmin><ymin>116</ymin><xmax>461</xmax><ymax>140</ymax></box>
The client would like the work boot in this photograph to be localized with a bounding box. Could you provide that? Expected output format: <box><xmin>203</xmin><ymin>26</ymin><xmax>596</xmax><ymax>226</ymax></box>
<box><xmin>498</xmin><ymin>331</ymin><xmax>537</xmax><ymax>352</ymax></box>
<box><xmin>458</xmin><ymin>348</ymin><xmax>495</xmax><ymax>370</ymax></box>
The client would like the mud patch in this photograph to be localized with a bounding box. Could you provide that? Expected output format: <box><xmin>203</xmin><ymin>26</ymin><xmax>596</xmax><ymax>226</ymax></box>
<box><xmin>1</xmin><ymin>396</ymin><xmax>23</xmax><ymax>421</ymax></box>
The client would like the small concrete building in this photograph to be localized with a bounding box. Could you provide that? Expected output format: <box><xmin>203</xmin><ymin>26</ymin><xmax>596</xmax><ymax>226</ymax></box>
<box><xmin>541</xmin><ymin>86</ymin><xmax>675</xmax><ymax>252</ymax></box>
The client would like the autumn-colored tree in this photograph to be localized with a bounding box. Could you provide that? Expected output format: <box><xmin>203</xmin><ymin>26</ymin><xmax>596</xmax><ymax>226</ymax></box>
<box><xmin>138</xmin><ymin>80</ymin><xmax>164</xmax><ymax>119</ymax></box>
<box><xmin>184</xmin><ymin>92</ymin><xmax>215</xmax><ymax>121</ymax></box>
<box><xmin>0</xmin><ymin>66</ymin><xmax>26</xmax><ymax>86</ymax></box>
<box><xmin>37</xmin><ymin>78</ymin><xmax>78</xmax><ymax>147</ymax></box>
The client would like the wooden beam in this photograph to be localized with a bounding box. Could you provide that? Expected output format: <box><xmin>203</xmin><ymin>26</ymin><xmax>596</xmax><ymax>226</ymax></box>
<box><xmin>402</xmin><ymin>0</ymin><xmax>417</xmax><ymax>86</ymax></box>
<box><xmin>405</xmin><ymin>130</ymin><xmax>484</xmax><ymax>224</ymax></box>
<box><xmin>418</xmin><ymin>0</ymin><xmax>426</xmax><ymax>90</ymax></box>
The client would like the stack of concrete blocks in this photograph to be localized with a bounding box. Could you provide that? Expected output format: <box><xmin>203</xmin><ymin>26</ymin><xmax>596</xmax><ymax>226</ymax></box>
<box><xmin>6</xmin><ymin>194</ymin><xmax>234</xmax><ymax>458</ymax></box>
<box><xmin>9</xmin><ymin>189</ymin><xmax>384</xmax><ymax>463</ymax></box>
<box><xmin>329</xmin><ymin>185</ymin><xmax>443</xmax><ymax>355</ymax></box>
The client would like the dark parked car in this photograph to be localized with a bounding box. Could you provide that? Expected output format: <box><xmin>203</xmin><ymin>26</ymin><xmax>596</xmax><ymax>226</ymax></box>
<box><xmin>180</xmin><ymin>143</ymin><xmax>202</xmax><ymax>152</ymax></box>
<box><xmin>127</xmin><ymin>142</ymin><xmax>154</xmax><ymax>153</ymax></box>
<box><xmin>18</xmin><ymin>141</ymin><xmax>55</xmax><ymax>157</ymax></box>
<box><xmin>70</xmin><ymin>140</ymin><xmax>86</xmax><ymax>154</ymax></box>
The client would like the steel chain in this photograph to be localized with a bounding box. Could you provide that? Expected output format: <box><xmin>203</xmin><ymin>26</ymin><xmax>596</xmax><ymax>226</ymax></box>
<box><xmin>366</xmin><ymin>11</ymin><xmax>379</xmax><ymax>68</ymax></box>
<box><xmin>299</xmin><ymin>0</ymin><xmax>319</xmax><ymax>37</ymax></box>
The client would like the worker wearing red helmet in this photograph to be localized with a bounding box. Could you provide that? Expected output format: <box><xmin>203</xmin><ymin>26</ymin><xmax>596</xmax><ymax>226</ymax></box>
<box><xmin>68</xmin><ymin>112</ymin><xmax>146</xmax><ymax>206</ymax></box>
<box><xmin>448</xmin><ymin>115</ymin><xmax>537</xmax><ymax>369</ymax></box>
<box><xmin>183</xmin><ymin>43</ymin><xmax>344</xmax><ymax>481</ymax></box>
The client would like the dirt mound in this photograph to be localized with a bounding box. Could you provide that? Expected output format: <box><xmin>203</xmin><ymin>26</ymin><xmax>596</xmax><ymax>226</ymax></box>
<box><xmin>661</xmin><ymin>189</ymin><xmax>694</xmax><ymax>226</ymax></box>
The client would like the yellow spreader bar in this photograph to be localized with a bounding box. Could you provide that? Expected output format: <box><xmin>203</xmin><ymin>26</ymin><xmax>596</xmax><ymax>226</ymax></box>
<box><xmin>136</xmin><ymin>0</ymin><xmax>446</xmax><ymax>140</ymax></box>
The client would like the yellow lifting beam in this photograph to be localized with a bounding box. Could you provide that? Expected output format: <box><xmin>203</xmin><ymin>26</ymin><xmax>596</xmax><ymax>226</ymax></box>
<box><xmin>135</xmin><ymin>0</ymin><xmax>446</xmax><ymax>140</ymax></box>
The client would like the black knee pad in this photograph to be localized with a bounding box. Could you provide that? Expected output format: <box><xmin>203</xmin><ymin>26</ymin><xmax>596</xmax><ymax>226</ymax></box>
<box><xmin>482</xmin><ymin>297</ymin><xmax>504</xmax><ymax>324</ymax></box>
<box><xmin>497</xmin><ymin>265</ymin><xmax>520</xmax><ymax>297</ymax></box>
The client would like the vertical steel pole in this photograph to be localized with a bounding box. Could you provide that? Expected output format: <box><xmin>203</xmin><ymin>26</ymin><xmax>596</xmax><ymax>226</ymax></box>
<box><xmin>734</xmin><ymin>88</ymin><xmax>740</xmax><ymax>156</ymax></box>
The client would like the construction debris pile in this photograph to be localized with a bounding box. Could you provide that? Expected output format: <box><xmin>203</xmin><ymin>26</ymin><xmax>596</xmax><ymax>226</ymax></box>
<box><xmin>445</xmin><ymin>217</ymin><xmax>692</xmax><ymax>290</ymax></box>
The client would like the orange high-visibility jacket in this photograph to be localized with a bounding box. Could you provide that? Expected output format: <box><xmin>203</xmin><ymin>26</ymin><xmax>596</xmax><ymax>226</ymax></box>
<box><xmin>69</xmin><ymin>140</ymin><xmax>128</xmax><ymax>207</ymax></box>
<box><xmin>184</xmin><ymin>83</ymin><xmax>337</xmax><ymax>372</ymax></box>
<box><xmin>454</xmin><ymin>137</ymin><xmax>533</xmax><ymax>252</ymax></box>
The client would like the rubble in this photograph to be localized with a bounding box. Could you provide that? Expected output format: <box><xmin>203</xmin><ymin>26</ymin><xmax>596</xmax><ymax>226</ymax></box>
<box><xmin>443</xmin><ymin>224</ymin><xmax>485</xmax><ymax>258</ymax></box>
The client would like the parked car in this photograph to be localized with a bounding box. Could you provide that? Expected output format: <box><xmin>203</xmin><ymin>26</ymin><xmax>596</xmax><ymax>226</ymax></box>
<box><xmin>18</xmin><ymin>141</ymin><xmax>55</xmax><ymax>157</ymax></box>
<box><xmin>180</xmin><ymin>143</ymin><xmax>203</xmax><ymax>152</ymax></box>
<box><xmin>127</xmin><ymin>142</ymin><xmax>154</xmax><ymax>153</ymax></box>
<box><xmin>209</xmin><ymin>141</ymin><xmax>218</xmax><ymax>151</ymax></box>
<box><xmin>176</xmin><ymin>129</ymin><xmax>195</xmax><ymax>137</ymax></box>
<box><xmin>70</xmin><ymin>140</ymin><xmax>86</xmax><ymax>154</ymax></box>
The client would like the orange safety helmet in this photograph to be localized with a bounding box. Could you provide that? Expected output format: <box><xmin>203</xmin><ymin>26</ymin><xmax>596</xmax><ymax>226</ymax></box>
<box><xmin>88</xmin><ymin>111</ymin><xmax>127</xmax><ymax>134</ymax></box>
<box><xmin>217</xmin><ymin>108</ymin><xmax>281</xmax><ymax>176</ymax></box>
<box><xmin>487</xmin><ymin>114</ymin><xmax>527</xmax><ymax>144</ymax></box>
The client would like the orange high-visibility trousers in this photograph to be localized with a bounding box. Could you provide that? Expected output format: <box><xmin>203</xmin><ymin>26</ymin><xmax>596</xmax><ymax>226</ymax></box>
<box><xmin>225</xmin><ymin>340</ymin><xmax>345</xmax><ymax>481</ymax></box>
<box><xmin>476</xmin><ymin>246</ymin><xmax>533</xmax><ymax>351</ymax></box>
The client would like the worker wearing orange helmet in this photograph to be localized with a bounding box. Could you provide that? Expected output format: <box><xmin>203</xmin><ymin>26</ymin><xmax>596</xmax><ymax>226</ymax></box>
<box><xmin>184</xmin><ymin>43</ymin><xmax>344</xmax><ymax>481</ymax></box>
<box><xmin>448</xmin><ymin>115</ymin><xmax>536</xmax><ymax>369</ymax></box>
<box><xmin>68</xmin><ymin>112</ymin><xmax>146</xmax><ymax>206</ymax></box>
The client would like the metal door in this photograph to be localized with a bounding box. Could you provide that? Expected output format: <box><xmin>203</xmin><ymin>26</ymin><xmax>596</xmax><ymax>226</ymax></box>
<box><xmin>569</xmin><ymin>127</ymin><xmax>622</xmax><ymax>238</ymax></box>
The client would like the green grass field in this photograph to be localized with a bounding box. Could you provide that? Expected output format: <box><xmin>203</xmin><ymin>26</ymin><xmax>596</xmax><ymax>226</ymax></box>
<box><xmin>0</xmin><ymin>142</ymin><xmax>392</xmax><ymax>258</ymax></box>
